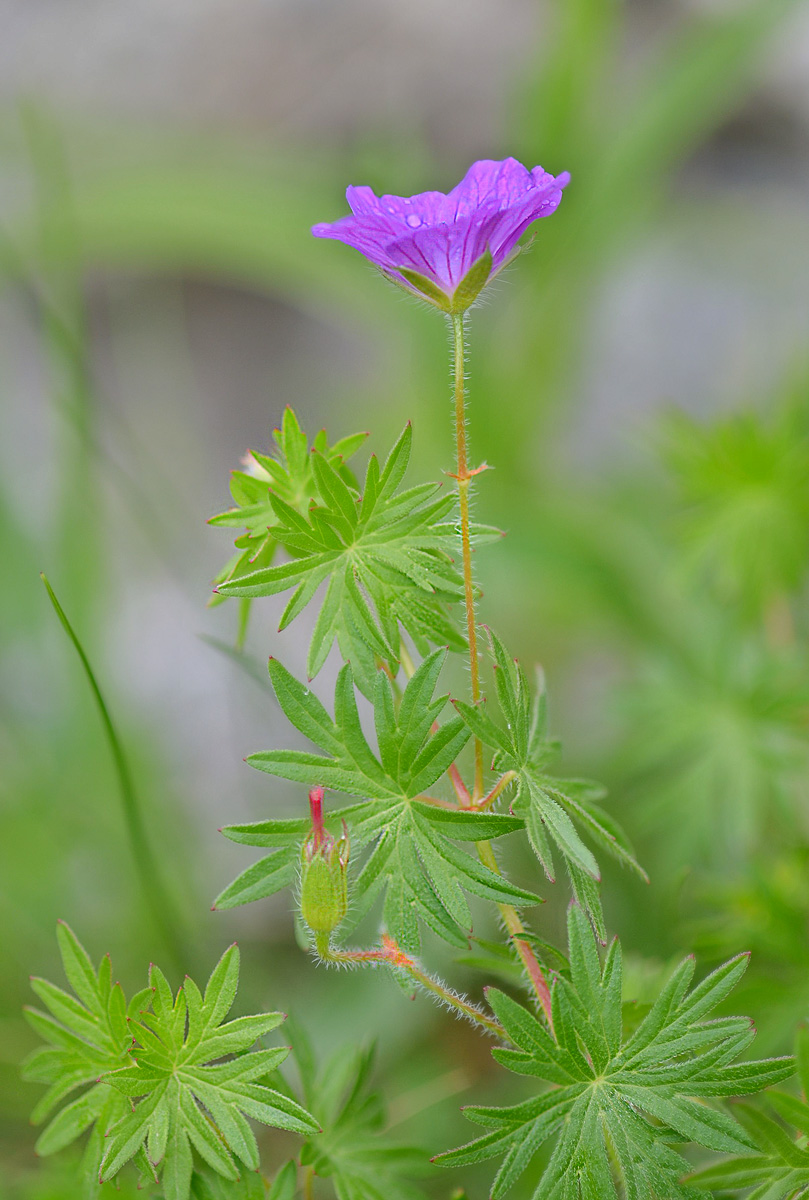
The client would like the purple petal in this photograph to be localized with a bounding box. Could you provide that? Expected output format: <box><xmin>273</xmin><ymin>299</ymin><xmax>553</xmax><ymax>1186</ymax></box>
<box><xmin>386</xmin><ymin>205</ymin><xmax>504</xmax><ymax>291</ymax></box>
<box><xmin>311</xmin><ymin>213</ymin><xmax>403</xmax><ymax>271</ymax></box>
<box><xmin>486</xmin><ymin>173</ymin><xmax>570</xmax><ymax>267</ymax></box>
<box><xmin>446</xmin><ymin>157</ymin><xmax>535</xmax><ymax>217</ymax></box>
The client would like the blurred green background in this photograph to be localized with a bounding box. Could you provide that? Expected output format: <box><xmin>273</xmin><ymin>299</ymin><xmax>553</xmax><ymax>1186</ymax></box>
<box><xmin>3</xmin><ymin>0</ymin><xmax>809</xmax><ymax>1194</ymax></box>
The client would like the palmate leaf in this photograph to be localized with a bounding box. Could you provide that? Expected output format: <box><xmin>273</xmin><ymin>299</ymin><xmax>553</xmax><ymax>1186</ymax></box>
<box><xmin>21</xmin><ymin>921</ymin><xmax>136</xmax><ymax>1195</ymax></box>
<box><xmin>688</xmin><ymin>1025</ymin><xmax>809</xmax><ymax>1199</ymax></box>
<box><xmin>23</xmin><ymin>929</ymin><xmax>318</xmax><ymax>1200</ymax></box>
<box><xmin>291</xmin><ymin>1024</ymin><xmax>430</xmax><ymax>1200</ymax></box>
<box><xmin>453</xmin><ymin>630</ymin><xmax>647</xmax><ymax>941</ymax></box>
<box><xmin>217</xmin><ymin>649</ymin><xmax>540</xmax><ymax>954</ymax></box>
<box><xmin>437</xmin><ymin>904</ymin><xmax>793</xmax><ymax>1198</ymax></box>
<box><xmin>209</xmin><ymin>405</ymin><xmax>367</xmax><ymax>604</ymax></box>
<box><xmin>98</xmin><ymin>944</ymin><xmax>318</xmax><ymax>1200</ymax></box>
<box><xmin>216</xmin><ymin>422</ymin><xmax>497</xmax><ymax>695</ymax></box>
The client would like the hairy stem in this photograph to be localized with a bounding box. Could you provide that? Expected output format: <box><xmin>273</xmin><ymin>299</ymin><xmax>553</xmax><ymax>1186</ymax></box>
<box><xmin>477</xmin><ymin>841</ymin><xmax>554</xmax><ymax>1031</ymax></box>
<box><xmin>41</xmin><ymin>573</ymin><xmax>187</xmax><ymax>970</ymax></box>
<box><xmin>450</xmin><ymin>314</ymin><xmax>555</xmax><ymax>1034</ymax></box>
<box><xmin>451</xmin><ymin>312</ymin><xmax>484</xmax><ymax>799</ymax></box>
<box><xmin>475</xmin><ymin>770</ymin><xmax>518</xmax><ymax>811</ymax></box>
<box><xmin>316</xmin><ymin>934</ymin><xmax>505</xmax><ymax>1040</ymax></box>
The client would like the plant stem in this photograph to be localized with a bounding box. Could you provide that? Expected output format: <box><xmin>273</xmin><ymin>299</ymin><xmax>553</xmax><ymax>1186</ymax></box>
<box><xmin>474</xmin><ymin>771</ymin><xmax>518</xmax><ymax>811</ymax></box>
<box><xmin>302</xmin><ymin>1165</ymin><xmax>315</xmax><ymax>1200</ymax></box>
<box><xmin>451</xmin><ymin>312</ymin><xmax>484</xmax><ymax>799</ymax></box>
<box><xmin>41</xmin><ymin>573</ymin><xmax>187</xmax><ymax>971</ymax></box>
<box><xmin>476</xmin><ymin>841</ymin><xmax>554</xmax><ymax>1030</ymax></box>
<box><xmin>316</xmin><ymin>935</ymin><xmax>505</xmax><ymax>1040</ymax></box>
<box><xmin>450</xmin><ymin>314</ymin><xmax>555</xmax><ymax>1035</ymax></box>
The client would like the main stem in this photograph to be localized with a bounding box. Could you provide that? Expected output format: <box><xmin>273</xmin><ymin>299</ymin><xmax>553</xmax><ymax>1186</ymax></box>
<box><xmin>450</xmin><ymin>313</ymin><xmax>554</xmax><ymax>1034</ymax></box>
<box><xmin>452</xmin><ymin>312</ymin><xmax>484</xmax><ymax>800</ymax></box>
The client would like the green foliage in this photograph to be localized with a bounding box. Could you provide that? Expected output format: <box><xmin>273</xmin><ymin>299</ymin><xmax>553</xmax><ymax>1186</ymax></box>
<box><xmin>454</xmin><ymin>631</ymin><xmax>645</xmax><ymax>941</ymax></box>
<box><xmin>662</xmin><ymin>405</ymin><xmax>809</xmax><ymax>616</ymax></box>
<box><xmin>190</xmin><ymin>1167</ymin><xmax>279</xmax><ymax>1200</ymax></box>
<box><xmin>22</xmin><ymin>923</ymin><xmax>136</xmax><ymax>1196</ymax></box>
<box><xmin>689</xmin><ymin>1026</ymin><xmax>809</xmax><ymax>1198</ymax></box>
<box><xmin>437</xmin><ymin>905</ymin><xmax>793</xmax><ymax>1198</ymax></box>
<box><xmin>209</xmin><ymin>406</ymin><xmax>367</xmax><ymax>602</ymax></box>
<box><xmin>290</xmin><ymin>1025</ymin><xmax>429</xmax><ymax>1200</ymax></box>
<box><xmin>23</xmin><ymin>926</ymin><xmax>317</xmax><ymax>1200</ymax></box>
<box><xmin>216</xmin><ymin>421</ymin><xmax>495</xmax><ymax>694</ymax></box>
<box><xmin>620</xmin><ymin>634</ymin><xmax>809</xmax><ymax>865</ymax></box>
<box><xmin>217</xmin><ymin>649</ymin><xmax>539</xmax><ymax>953</ymax></box>
<box><xmin>688</xmin><ymin>850</ymin><xmax>809</xmax><ymax>1050</ymax></box>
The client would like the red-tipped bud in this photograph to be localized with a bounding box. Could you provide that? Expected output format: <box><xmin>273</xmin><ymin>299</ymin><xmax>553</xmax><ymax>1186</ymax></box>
<box><xmin>300</xmin><ymin>788</ymin><xmax>349</xmax><ymax>937</ymax></box>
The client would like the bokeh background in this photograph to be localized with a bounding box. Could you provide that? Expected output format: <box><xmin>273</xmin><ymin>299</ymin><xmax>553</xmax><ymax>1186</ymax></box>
<box><xmin>3</xmin><ymin>0</ymin><xmax>809</xmax><ymax>1194</ymax></box>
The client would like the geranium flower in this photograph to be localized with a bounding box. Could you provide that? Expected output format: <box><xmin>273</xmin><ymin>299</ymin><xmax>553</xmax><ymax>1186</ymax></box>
<box><xmin>312</xmin><ymin>157</ymin><xmax>569</xmax><ymax>312</ymax></box>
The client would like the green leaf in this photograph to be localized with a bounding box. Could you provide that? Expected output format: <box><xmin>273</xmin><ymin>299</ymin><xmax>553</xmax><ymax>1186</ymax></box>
<box><xmin>217</xmin><ymin>423</ymin><xmax>479</xmax><ymax>695</ymax></box>
<box><xmin>97</xmin><ymin>944</ymin><xmax>317</xmax><ymax>1196</ymax></box>
<box><xmin>218</xmin><ymin>651</ymin><xmax>540</xmax><ymax>949</ymax></box>
<box><xmin>689</xmin><ymin>1023</ymin><xmax>809</xmax><ymax>1196</ymax></box>
<box><xmin>24</xmin><ymin>928</ymin><xmax>318</xmax><ymax>1200</ymax></box>
<box><xmin>22</xmin><ymin>923</ymin><xmax>134</xmax><ymax>1175</ymax></box>
<box><xmin>455</xmin><ymin>629</ymin><xmax>647</xmax><ymax>936</ymax></box>
<box><xmin>297</xmin><ymin>1040</ymin><xmax>431</xmax><ymax>1200</ymax></box>
<box><xmin>210</xmin><ymin>407</ymin><xmax>366</xmax><ymax>611</ymax></box>
<box><xmin>437</xmin><ymin>904</ymin><xmax>793</xmax><ymax>1197</ymax></box>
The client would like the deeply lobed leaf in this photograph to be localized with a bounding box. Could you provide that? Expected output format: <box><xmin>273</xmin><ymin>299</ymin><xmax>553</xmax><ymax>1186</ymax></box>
<box><xmin>217</xmin><ymin>649</ymin><xmax>540</xmax><ymax>952</ymax></box>
<box><xmin>216</xmin><ymin>422</ymin><xmax>497</xmax><ymax>695</ymax></box>
<box><xmin>437</xmin><ymin>904</ymin><xmax>793</xmax><ymax>1197</ymax></box>
<box><xmin>454</xmin><ymin>629</ymin><xmax>647</xmax><ymax>940</ymax></box>
<box><xmin>24</xmin><ymin>929</ymin><xmax>318</xmax><ymax>1200</ymax></box>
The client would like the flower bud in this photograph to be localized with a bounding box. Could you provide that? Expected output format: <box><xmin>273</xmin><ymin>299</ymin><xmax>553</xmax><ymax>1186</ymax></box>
<box><xmin>300</xmin><ymin>787</ymin><xmax>349</xmax><ymax>937</ymax></box>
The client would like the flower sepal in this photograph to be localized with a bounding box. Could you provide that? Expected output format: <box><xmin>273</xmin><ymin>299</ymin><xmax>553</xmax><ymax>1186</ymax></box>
<box><xmin>392</xmin><ymin>247</ymin><xmax>494</xmax><ymax>315</ymax></box>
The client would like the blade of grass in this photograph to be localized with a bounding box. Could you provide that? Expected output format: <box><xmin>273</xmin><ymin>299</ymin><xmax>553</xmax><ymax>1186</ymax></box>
<box><xmin>40</xmin><ymin>572</ymin><xmax>187</xmax><ymax>969</ymax></box>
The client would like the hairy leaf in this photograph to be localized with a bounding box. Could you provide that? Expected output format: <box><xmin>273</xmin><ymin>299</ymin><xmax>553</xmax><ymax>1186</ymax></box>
<box><xmin>689</xmin><ymin>1024</ymin><xmax>809</xmax><ymax>1198</ymax></box>
<box><xmin>23</xmin><ymin>928</ymin><xmax>318</xmax><ymax>1200</ymax></box>
<box><xmin>436</xmin><ymin>904</ymin><xmax>793</xmax><ymax>1198</ymax></box>
<box><xmin>209</xmin><ymin>406</ymin><xmax>366</xmax><ymax>607</ymax></box>
<box><xmin>454</xmin><ymin>630</ymin><xmax>647</xmax><ymax>939</ymax></box>
<box><xmin>217</xmin><ymin>422</ymin><xmax>497</xmax><ymax>694</ymax></box>
<box><xmin>218</xmin><ymin>650</ymin><xmax>539</xmax><ymax>952</ymax></box>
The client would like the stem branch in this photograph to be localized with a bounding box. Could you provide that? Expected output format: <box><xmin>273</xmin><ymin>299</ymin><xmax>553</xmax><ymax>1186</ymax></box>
<box><xmin>316</xmin><ymin>934</ymin><xmax>505</xmax><ymax>1040</ymax></box>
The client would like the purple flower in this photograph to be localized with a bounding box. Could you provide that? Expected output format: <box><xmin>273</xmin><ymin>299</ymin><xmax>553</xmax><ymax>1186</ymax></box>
<box><xmin>312</xmin><ymin>157</ymin><xmax>569</xmax><ymax>312</ymax></box>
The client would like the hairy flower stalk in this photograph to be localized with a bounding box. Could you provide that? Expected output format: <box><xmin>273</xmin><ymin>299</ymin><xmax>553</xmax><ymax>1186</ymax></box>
<box><xmin>449</xmin><ymin>316</ymin><xmax>555</xmax><ymax>1032</ymax></box>
<box><xmin>316</xmin><ymin>933</ymin><xmax>506</xmax><ymax>1040</ymax></box>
